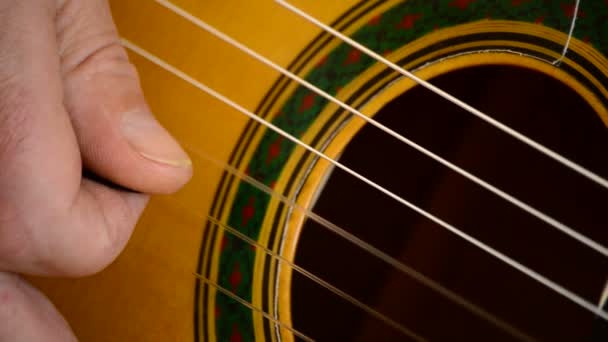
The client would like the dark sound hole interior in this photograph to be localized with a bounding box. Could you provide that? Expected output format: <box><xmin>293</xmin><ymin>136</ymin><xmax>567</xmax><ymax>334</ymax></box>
<box><xmin>291</xmin><ymin>65</ymin><xmax>608</xmax><ymax>341</ymax></box>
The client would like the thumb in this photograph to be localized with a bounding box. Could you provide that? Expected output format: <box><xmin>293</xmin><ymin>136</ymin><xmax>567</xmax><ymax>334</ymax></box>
<box><xmin>58</xmin><ymin>0</ymin><xmax>192</xmax><ymax>194</ymax></box>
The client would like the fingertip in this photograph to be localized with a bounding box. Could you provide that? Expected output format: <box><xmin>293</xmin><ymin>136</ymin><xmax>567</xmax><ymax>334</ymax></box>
<box><xmin>120</xmin><ymin>109</ymin><xmax>192</xmax><ymax>169</ymax></box>
<box><xmin>58</xmin><ymin>0</ymin><xmax>194</xmax><ymax>195</ymax></box>
<box><xmin>117</xmin><ymin>108</ymin><xmax>194</xmax><ymax>194</ymax></box>
<box><xmin>64</xmin><ymin>47</ymin><xmax>193</xmax><ymax>195</ymax></box>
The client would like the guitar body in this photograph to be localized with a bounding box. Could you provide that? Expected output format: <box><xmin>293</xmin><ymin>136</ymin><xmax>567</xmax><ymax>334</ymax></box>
<box><xmin>30</xmin><ymin>1</ymin><xmax>608</xmax><ymax>341</ymax></box>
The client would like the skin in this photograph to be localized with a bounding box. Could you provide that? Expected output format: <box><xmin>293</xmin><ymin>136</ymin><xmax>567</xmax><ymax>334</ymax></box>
<box><xmin>0</xmin><ymin>0</ymin><xmax>193</xmax><ymax>340</ymax></box>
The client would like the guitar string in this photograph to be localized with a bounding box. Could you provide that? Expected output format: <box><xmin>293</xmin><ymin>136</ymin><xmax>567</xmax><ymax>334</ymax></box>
<box><xmin>205</xmin><ymin>217</ymin><xmax>427</xmax><ymax>341</ymax></box>
<box><xmin>139</xmin><ymin>1</ymin><xmax>599</xmax><ymax>336</ymax></box>
<box><xmin>120</xmin><ymin>38</ymin><xmax>608</xmax><ymax>322</ymax></box>
<box><xmin>128</xmin><ymin>4</ymin><xmax>600</xmax><ymax>338</ymax></box>
<box><xmin>151</xmin><ymin>0</ymin><xmax>608</xmax><ymax>259</ymax></box>
<box><xmin>192</xmin><ymin>272</ymin><xmax>315</xmax><ymax>342</ymax></box>
<box><xmin>553</xmin><ymin>0</ymin><xmax>580</xmax><ymax>66</ymax></box>
<box><xmin>175</xmin><ymin>144</ymin><xmax>534</xmax><ymax>341</ymax></box>
<box><xmin>275</xmin><ymin>0</ymin><xmax>608</xmax><ymax>192</ymax></box>
<box><xmin>198</xmin><ymin>213</ymin><xmax>427</xmax><ymax>341</ymax></box>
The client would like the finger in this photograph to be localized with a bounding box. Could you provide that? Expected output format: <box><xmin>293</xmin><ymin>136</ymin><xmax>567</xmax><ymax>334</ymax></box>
<box><xmin>0</xmin><ymin>272</ymin><xmax>78</xmax><ymax>342</ymax></box>
<box><xmin>0</xmin><ymin>0</ymin><xmax>147</xmax><ymax>276</ymax></box>
<box><xmin>58</xmin><ymin>0</ymin><xmax>193</xmax><ymax>194</ymax></box>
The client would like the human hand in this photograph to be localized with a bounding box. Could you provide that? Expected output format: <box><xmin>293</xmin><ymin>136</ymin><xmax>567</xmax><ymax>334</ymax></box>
<box><xmin>0</xmin><ymin>0</ymin><xmax>192</xmax><ymax>340</ymax></box>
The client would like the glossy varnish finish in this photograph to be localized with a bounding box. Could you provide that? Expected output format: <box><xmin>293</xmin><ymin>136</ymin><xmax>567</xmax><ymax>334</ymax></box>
<box><xmin>26</xmin><ymin>1</ymin><xmax>608</xmax><ymax>341</ymax></box>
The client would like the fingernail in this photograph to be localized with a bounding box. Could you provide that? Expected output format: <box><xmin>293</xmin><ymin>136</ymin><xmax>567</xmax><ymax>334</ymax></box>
<box><xmin>120</xmin><ymin>110</ymin><xmax>192</xmax><ymax>168</ymax></box>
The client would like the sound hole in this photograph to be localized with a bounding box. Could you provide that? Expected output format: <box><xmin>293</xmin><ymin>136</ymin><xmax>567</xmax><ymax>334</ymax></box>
<box><xmin>292</xmin><ymin>65</ymin><xmax>608</xmax><ymax>341</ymax></box>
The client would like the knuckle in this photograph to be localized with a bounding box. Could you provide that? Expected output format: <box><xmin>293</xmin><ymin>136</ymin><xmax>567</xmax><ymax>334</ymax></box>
<box><xmin>81</xmin><ymin>41</ymin><xmax>136</xmax><ymax>78</ymax></box>
<box><xmin>66</xmin><ymin>242</ymin><xmax>119</xmax><ymax>277</ymax></box>
<box><xmin>61</xmin><ymin>32</ymin><xmax>128</xmax><ymax>76</ymax></box>
<box><xmin>58</xmin><ymin>0</ymin><xmax>131</xmax><ymax>79</ymax></box>
<box><xmin>79</xmin><ymin>226</ymin><xmax>124</xmax><ymax>276</ymax></box>
<box><xmin>63</xmin><ymin>38</ymin><xmax>143</xmax><ymax>105</ymax></box>
<box><xmin>55</xmin><ymin>191</ymin><xmax>135</xmax><ymax>277</ymax></box>
<box><xmin>50</xmin><ymin>226</ymin><xmax>121</xmax><ymax>278</ymax></box>
<box><xmin>0</xmin><ymin>207</ymin><xmax>124</xmax><ymax>277</ymax></box>
<box><xmin>0</xmin><ymin>185</ymin><xmax>139</xmax><ymax>277</ymax></box>
<box><xmin>36</xmin><ymin>229</ymin><xmax>118</xmax><ymax>278</ymax></box>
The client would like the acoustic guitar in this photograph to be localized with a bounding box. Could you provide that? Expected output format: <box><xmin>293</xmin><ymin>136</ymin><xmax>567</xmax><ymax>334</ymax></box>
<box><xmin>30</xmin><ymin>0</ymin><xmax>608</xmax><ymax>341</ymax></box>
